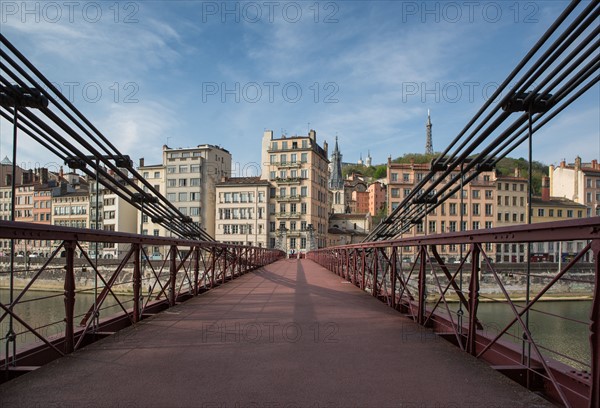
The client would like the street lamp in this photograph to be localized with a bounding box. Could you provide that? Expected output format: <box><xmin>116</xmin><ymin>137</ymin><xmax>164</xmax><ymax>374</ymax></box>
<box><xmin>0</xmin><ymin>85</ymin><xmax>48</xmax><ymax>368</ymax></box>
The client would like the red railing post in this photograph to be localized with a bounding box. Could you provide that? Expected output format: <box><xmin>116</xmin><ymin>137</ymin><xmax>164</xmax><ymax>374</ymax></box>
<box><xmin>418</xmin><ymin>245</ymin><xmax>427</xmax><ymax>326</ymax></box>
<box><xmin>372</xmin><ymin>248</ymin><xmax>379</xmax><ymax>297</ymax></box>
<box><xmin>345</xmin><ymin>249</ymin><xmax>350</xmax><ymax>281</ymax></box>
<box><xmin>133</xmin><ymin>243</ymin><xmax>141</xmax><ymax>323</ymax></box>
<box><xmin>63</xmin><ymin>240</ymin><xmax>75</xmax><ymax>354</ymax></box>
<box><xmin>222</xmin><ymin>248</ymin><xmax>228</xmax><ymax>284</ymax></box>
<box><xmin>467</xmin><ymin>244</ymin><xmax>481</xmax><ymax>356</ymax></box>
<box><xmin>390</xmin><ymin>247</ymin><xmax>397</xmax><ymax>310</ymax></box>
<box><xmin>590</xmin><ymin>239</ymin><xmax>600</xmax><ymax>408</ymax></box>
<box><xmin>361</xmin><ymin>249</ymin><xmax>366</xmax><ymax>290</ymax></box>
<box><xmin>353</xmin><ymin>249</ymin><xmax>358</xmax><ymax>285</ymax></box>
<box><xmin>210</xmin><ymin>247</ymin><xmax>216</xmax><ymax>288</ymax></box>
<box><xmin>194</xmin><ymin>246</ymin><xmax>200</xmax><ymax>296</ymax></box>
<box><xmin>169</xmin><ymin>245</ymin><xmax>177</xmax><ymax>306</ymax></box>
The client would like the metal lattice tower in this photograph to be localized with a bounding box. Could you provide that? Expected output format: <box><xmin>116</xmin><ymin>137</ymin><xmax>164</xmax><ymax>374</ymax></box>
<box><xmin>425</xmin><ymin>109</ymin><xmax>433</xmax><ymax>155</ymax></box>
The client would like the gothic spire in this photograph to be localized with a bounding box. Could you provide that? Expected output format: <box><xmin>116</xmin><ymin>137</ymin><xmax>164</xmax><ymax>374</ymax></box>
<box><xmin>329</xmin><ymin>136</ymin><xmax>344</xmax><ymax>190</ymax></box>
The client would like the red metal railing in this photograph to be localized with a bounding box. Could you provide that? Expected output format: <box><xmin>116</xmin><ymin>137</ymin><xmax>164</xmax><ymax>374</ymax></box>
<box><xmin>308</xmin><ymin>217</ymin><xmax>600</xmax><ymax>408</ymax></box>
<box><xmin>0</xmin><ymin>221</ymin><xmax>283</xmax><ymax>381</ymax></box>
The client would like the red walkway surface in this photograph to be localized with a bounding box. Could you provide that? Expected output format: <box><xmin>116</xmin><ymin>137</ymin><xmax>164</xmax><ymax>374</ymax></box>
<box><xmin>0</xmin><ymin>259</ymin><xmax>553</xmax><ymax>408</ymax></box>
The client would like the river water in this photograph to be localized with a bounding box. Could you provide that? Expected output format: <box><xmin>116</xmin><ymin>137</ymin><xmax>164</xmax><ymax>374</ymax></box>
<box><xmin>0</xmin><ymin>288</ymin><xmax>592</xmax><ymax>371</ymax></box>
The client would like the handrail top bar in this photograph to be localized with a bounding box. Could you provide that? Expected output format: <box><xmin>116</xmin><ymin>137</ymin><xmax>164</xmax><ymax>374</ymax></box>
<box><xmin>0</xmin><ymin>220</ymin><xmax>269</xmax><ymax>249</ymax></box>
<box><xmin>312</xmin><ymin>217</ymin><xmax>600</xmax><ymax>251</ymax></box>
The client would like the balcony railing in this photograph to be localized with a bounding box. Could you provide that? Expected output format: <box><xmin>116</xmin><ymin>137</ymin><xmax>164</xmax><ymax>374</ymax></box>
<box><xmin>274</xmin><ymin>177</ymin><xmax>303</xmax><ymax>185</ymax></box>
<box><xmin>275</xmin><ymin>195</ymin><xmax>301</xmax><ymax>202</ymax></box>
<box><xmin>271</xmin><ymin>161</ymin><xmax>302</xmax><ymax>168</ymax></box>
<box><xmin>275</xmin><ymin>212</ymin><xmax>301</xmax><ymax>219</ymax></box>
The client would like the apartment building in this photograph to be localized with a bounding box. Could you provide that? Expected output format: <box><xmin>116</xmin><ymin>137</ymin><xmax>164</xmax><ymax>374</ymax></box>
<box><xmin>137</xmin><ymin>161</ymin><xmax>168</xmax><ymax>257</ymax></box>
<box><xmin>260</xmin><ymin>129</ymin><xmax>329</xmax><ymax>251</ymax></box>
<box><xmin>494</xmin><ymin>170</ymin><xmax>528</xmax><ymax>262</ymax></box>
<box><xmin>550</xmin><ymin>157</ymin><xmax>600</xmax><ymax>217</ymax></box>
<box><xmin>529</xmin><ymin>176</ymin><xmax>589</xmax><ymax>262</ymax></box>
<box><xmin>87</xmin><ymin>168</ymin><xmax>137</xmax><ymax>259</ymax></box>
<box><xmin>387</xmin><ymin>159</ymin><xmax>496</xmax><ymax>262</ymax></box>
<box><xmin>215</xmin><ymin>177</ymin><xmax>270</xmax><ymax>247</ymax></box>
<box><xmin>367</xmin><ymin>181</ymin><xmax>386</xmax><ymax>216</ymax></box>
<box><xmin>138</xmin><ymin>144</ymin><xmax>232</xmax><ymax>239</ymax></box>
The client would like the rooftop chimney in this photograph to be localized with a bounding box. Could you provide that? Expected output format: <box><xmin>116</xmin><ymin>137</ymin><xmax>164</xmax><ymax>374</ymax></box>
<box><xmin>514</xmin><ymin>167</ymin><xmax>520</xmax><ymax>177</ymax></box>
<box><xmin>541</xmin><ymin>176</ymin><xmax>550</xmax><ymax>201</ymax></box>
<box><xmin>308</xmin><ymin>129</ymin><xmax>316</xmax><ymax>141</ymax></box>
<box><xmin>549</xmin><ymin>164</ymin><xmax>554</xmax><ymax>197</ymax></box>
<box><xmin>139</xmin><ymin>157</ymin><xmax>145</xmax><ymax>168</ymax></box>
<box><xmin>560</xmin><ymin>160</ymin><xmax>566</xmax><ymax>168</ymax></box>
<box><xmin>592</xmin><ymin>159</ymin><xmax>598</xmax><ymax>169</ymax></box>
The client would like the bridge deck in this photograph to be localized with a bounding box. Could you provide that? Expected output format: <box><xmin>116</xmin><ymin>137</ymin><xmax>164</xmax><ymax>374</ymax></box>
<box><xmin>1</xmin><ymin>259</ymin><xmax>552</xmax><ymax>408</ymax></box>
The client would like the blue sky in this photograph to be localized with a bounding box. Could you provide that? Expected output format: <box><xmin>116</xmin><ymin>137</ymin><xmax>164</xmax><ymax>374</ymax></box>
<box><xmin>1</xmin><ymin>1</ymin><xmax>598</xmax><ymax>176</ymax></box>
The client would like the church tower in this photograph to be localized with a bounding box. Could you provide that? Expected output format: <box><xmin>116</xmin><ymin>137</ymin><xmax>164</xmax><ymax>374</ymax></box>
<box><xmin>329</xmin><ymin>136</ymin><xmax>346</xmax><ymax>213</ymax></box>
<box><xmin>425</xmin><ymin>110</ymin><xmax>433</xmax><ymax>155</ymax></box>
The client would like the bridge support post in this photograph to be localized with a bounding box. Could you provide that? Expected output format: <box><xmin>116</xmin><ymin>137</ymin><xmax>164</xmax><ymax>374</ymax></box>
<box><xmin>133</xmin><ymin>244</ymin><xmax>141</xmax><ymax>323</ymax></box>
<box><xmin>590</xmin><ymin>239</ymin><xmax>600</xmax><ymax>408</ymax></box>
<box><xmin>63</xmin><ymin>240</ymin><xmax>75</xmax><ymax>354</ymax></box>
<box><xmin>467</xmin><ymin>244</ymin><xmax>481</xmax><ymax>356</ymax></box>
<box><xmin>169</xmin><ymin>245</ymin><xmax>177</xmax><ymax>307</ymax></box>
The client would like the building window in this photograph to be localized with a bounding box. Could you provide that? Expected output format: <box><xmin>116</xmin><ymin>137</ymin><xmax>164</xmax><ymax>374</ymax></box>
<box><xmin>428</xmin><ymin>221</ymin><xmax>436</xmax><ymax>233</ymax></box>
<box><xmin>567</xmin><ymin>210</ymin><xmax>573</xmax><ymax>218</ymax></box>
<box><xmin>391</xmin><ymin>173</ymin><xmax>398</xmax><ymax>182</ymax></box>
<box><xmin>485</xmin><ymin>204</ymin><xmax>493</xmax><ymax>216</ymax></box>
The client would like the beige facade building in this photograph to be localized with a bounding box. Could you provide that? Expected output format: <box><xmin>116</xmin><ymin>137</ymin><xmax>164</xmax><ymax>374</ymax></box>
<box><xmin>550</xmin><ymin>157</ymin><xmax>600</xmax><ymax>217</ymax></box>
<box><xmin>215</xmin><ymin>177</ymin><xmax>270</xmax><ymax>247</ymax></box>
<box><xmin>528</xmin><ymin>176</ymin><xmax>589</xmax><ymax>262</ymax></box>
<box><xmin>90</xmin><ymin>169</ymin><xmax>137</xmax><ymax>259</ymax></box>
<box><xmin>494</xmin><ymin>171</ymin><xmax>528</xmax><ymax>263</ymax></box>
<box><xmin>261</xmin><ymin>130</ymin><xmax>329</xmax><ymax>251</ymax></box>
